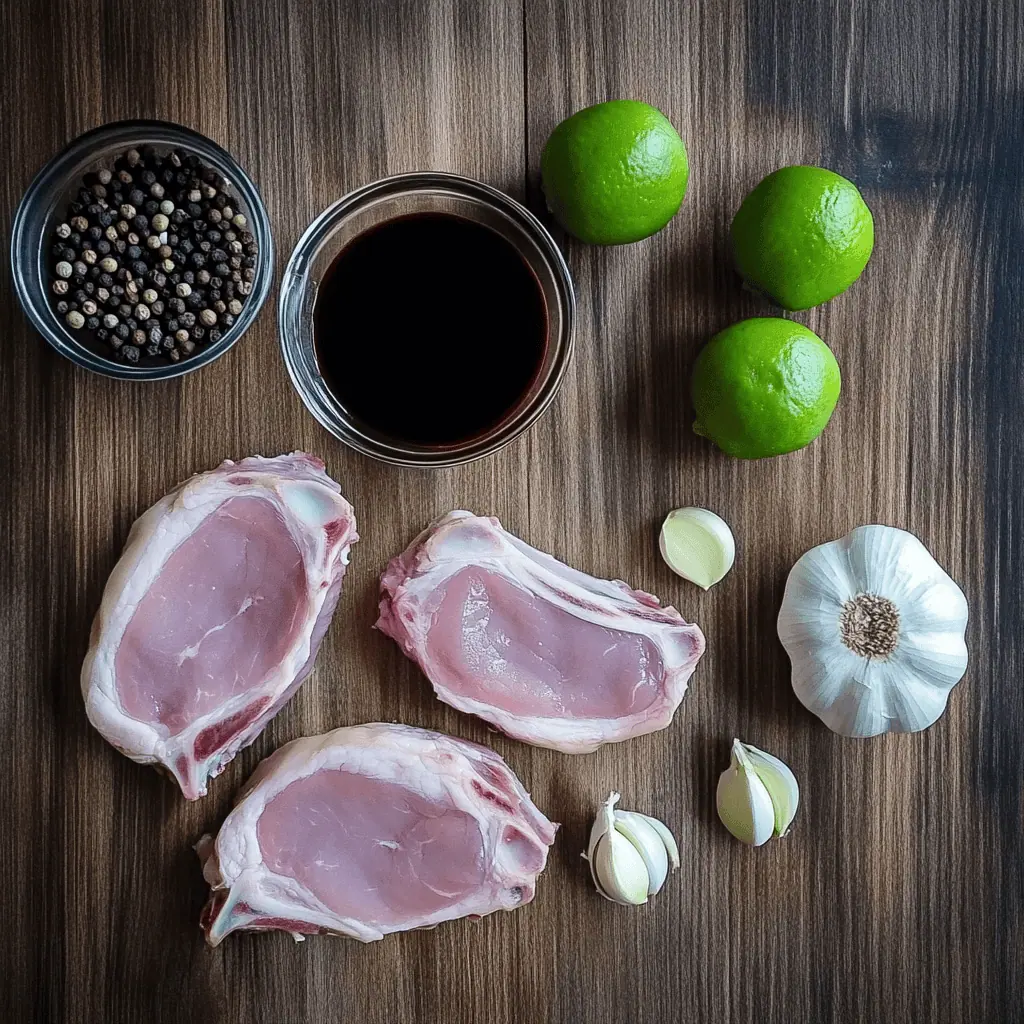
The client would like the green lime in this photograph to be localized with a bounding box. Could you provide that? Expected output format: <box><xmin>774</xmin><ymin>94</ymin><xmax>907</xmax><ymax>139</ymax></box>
<box><xmin>540</xmin><ymin>100</ymin><xmax>689</xmax><ymax>245</ymax></box>
<box><xmin>691</xmin><ymin>317</ymin><xmax>841</xmax><ymax>459</ymax></box>
<box><xmin>730</xmin><ymin>166</ymin><xmax>874</xmax><ymax>310</ymax></box>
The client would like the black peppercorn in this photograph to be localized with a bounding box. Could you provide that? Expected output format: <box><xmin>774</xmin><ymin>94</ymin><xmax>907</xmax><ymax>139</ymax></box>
<box><xmin>115</xmin><ymin>323</ymin><xmax>130</xmax><ymax>340</ymax></box>
<box><xmin>179</xmin><ymin>311</ymin><xmax>196</xmax><ymax>329</ymax></box>
<box><xmin>189</xmin><ymin>253</ymin><xmax>206</xmax><ymax>269</ymax></box>
<box><xmin>208</xmin><ymin>329</ymin><xmax>222</xmax><ymax>344</ymax></box>
<box><xmin>122</xmin><ymin>345</ymin><xmax>140</xmax><ymax>363</ymax></box>
<box><xmin>165</xmin><ymin>318</ymin><xmax>179</xmax><ymax>333</ymax></box>
<box><xmin>56</xmin><ymin>300</ymin><xmax>69</xmax><ymax>314</ymax></box>
<box><xmin>86</xmin><ymin>316</ymin><xmax>100</xmax><ymax>330</ymax></box>
<box><xmin>96</xmin><ymin>240</ymin><xmax>111</xmax><ymax>255</ymax></box>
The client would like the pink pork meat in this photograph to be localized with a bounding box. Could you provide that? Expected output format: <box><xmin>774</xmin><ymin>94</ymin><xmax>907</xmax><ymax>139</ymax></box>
<box><xmin>377</xmin><ymin>511</ymin><xmax>706</xmax><ymax>754</ymax></box>
<box><xmin>81</xmin><ymin>453</ymin><xmax>357</xmax><ymax>799</ymax></box>
<box><xmin>197</xmin><ymin>722</ymin><xmax>557</xmax><ymax>944</ymax></box>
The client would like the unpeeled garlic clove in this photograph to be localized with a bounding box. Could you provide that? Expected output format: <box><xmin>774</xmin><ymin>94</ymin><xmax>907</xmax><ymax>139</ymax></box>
<box><xmin>659</xmin><ymin>507</ymin><xmax>735</xmax><ymax>590</ymax></box>
<box><xmin>716</xmin><ymin>739</ymin><xmax>799</xmax><ymax>846</ymax></box>
<box><xmin>584</xmin><ymin>792</ymin><xmax>680</xmax><ymax>904</ymax></box>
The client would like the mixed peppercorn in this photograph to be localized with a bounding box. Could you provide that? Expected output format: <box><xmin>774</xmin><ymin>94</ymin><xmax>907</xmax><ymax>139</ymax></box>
<box><xmin>48</xmin><ymin>146</ymin><xmax>259</xmax><ymax>365</ymax></box>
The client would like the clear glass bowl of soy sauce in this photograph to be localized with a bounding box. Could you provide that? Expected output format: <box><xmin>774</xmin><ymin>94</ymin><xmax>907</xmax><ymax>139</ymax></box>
<box><xmin>279</xmin><ymin>172</ymin><xmax>576</xmax><ymax>467</ymax></box>
<box><xmin>11</xmin><ymin>119</ymin><xmax>274</xmax><ymax>381</ymax></box>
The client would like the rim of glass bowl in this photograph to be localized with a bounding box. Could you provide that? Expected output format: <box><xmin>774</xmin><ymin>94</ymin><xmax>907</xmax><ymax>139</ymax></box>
<box><xmin>10</xmin><ymin>118</ymin><xmax>274</xmax><ymax>381</ymax></box>
<box><xmin>278</xmin><ymin>171</ymin><xmax>576</xmax><ymax>468</ymax></box>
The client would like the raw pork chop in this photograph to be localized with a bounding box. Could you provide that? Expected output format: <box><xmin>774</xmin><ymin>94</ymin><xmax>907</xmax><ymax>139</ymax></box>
<box><xmin>377</xmin><ymin>511</ymin><xmax>706</xmax><ymax>753</ymax></box>
<box><xmin>197</xmin><ymin>722</ymin><xmax>557</xmax><ymax>944</ymax></box>
<box><xmin>82</xmin><ymin>452</ymin><xmax>357</xmax><ymax>799</ymax></box>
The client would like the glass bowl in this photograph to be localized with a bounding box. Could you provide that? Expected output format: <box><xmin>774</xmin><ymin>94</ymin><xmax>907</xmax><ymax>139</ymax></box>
<box><xmin>11</xmin><ymin>118</ymin><xmax>274</xmax><ymax>380</ymax></box>
<box><xmin>279</xmin><ymin>172</ymin><xmax>575</xmax><ymax>468</ymax></box>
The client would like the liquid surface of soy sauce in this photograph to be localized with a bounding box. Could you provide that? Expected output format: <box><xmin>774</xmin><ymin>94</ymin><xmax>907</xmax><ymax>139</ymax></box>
<box><xmin>314</xmin><ymin>213</ymin><xmax>548</xmax><ymax>447</ymax></box>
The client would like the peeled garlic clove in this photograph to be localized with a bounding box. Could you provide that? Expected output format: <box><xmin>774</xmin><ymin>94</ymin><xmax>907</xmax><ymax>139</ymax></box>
<box><xmin>659</xmin><ymin>507</ymin><xmax>735</xmax><ymax>590</ymax></box>
<box><xmin>584</xmin><ymin>793</ymin><xmax>680</xmax><ymax>904</ymax></box>
<box><xmin>594</xmin><ymin>826</ymin><xmax>651</xmax><ymax>905</ymax></box>
<box><xmin>740</xmin><ymin>743</ymin><xmax>800</xmax><ymax>837</ymax></box>
<box><xmin>621</xmin><ymin>810</ymin><xmax>680</xmax><ymax>871</ymax></box>
<box><xmin>716</xmin><ymin>739</ymin><xmax>778</xmax><ymax>846</ymax></box>
<box><xmin>613</xmin><ymin>811</ymin><xmax>671</xmax><ymax>894</ymax></box>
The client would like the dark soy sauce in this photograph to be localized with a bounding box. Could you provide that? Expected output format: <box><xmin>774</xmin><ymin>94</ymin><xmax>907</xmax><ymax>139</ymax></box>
<box><xmin>313</xmin><ymin>213</ymin><xmax>548</xmax><ymax>447</ymax></box>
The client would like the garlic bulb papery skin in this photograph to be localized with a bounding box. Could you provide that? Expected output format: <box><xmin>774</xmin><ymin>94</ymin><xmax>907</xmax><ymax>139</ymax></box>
<box><xmin>659</xmin><ymin>507</ymin><xmax>735</xmax><ymax>590</ymax></box>
<box><xmin>716</xmin><ymin>739</ymin><xmax>799</xmax><ymax>846</ymax></box>
<box><xmin>777</xmin><ymin>525</ymin><xmax>969</xmax><ymax>738</ymax></box>
<box><xmin>584</xmin><ymin>792</ymin><xmax>680</xmax><ymax>905</ymax></box>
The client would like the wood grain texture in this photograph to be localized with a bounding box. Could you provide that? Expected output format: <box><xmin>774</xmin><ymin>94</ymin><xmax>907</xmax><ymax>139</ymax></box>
<box><xmin>0</xmin><ymin>1</ymin><xmax>1019</xmax><ymax>1021</ymax></box>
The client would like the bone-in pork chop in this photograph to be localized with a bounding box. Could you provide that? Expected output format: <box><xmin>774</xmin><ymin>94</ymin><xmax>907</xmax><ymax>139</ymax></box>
<box><xmin>377</xmin><ymin>511</ymin><xmax>705</xmax><ymax>753</ymax></box>
<box><xmin>197</xmin><ymin>723</ymin><xmax>557</xmax><ymax>944</ymax></box>
<box><xmin>82</xmin><ymin>452</ymin><xmax>357</xmax><ymax>799</ymax></box>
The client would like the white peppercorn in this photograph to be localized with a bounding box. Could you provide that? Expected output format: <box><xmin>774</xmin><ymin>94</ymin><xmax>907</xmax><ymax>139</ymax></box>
<box><xmin>151</xmin><ymin>213</ymin><xmax>169</xmax><ymax>232</ymax></box>
<box><xmin>55</xmin><ymin>261</ymin><xmax>73</xmax><ymax>278</ymax></box>
<box><xmin>99</xmin><ymin>257</ymin><xmax>118</xmax><ymax>273</ymax></box>
<box><xmin>66</xmin><ymin>310</ymin><xmax>85</xmax><ymax>329</ymax></box>
<box><xmin>199</xmin><ymin>308</ymin><xmax>217</xmax><ymax>326</ymax></box>
<box><xmin>56</xmin><ymin>223</ymin><xmax>71</xmax><ymax>239</ymax></box>
<box><xmin>159</xmin><ymin>199</ymin><xmax>175</xmax><ymax>215</ymax></box>
<box><xmin>146</xmin><ymin>235</ymin><xmax>161</xmax><ymax>249</ymax></box>
<box><xmin>82</xmin><ymin>249</ymin><xmax>98</xmax><ymax>265</ymax></box>
<box><xmin>175</xmin><ymin>328</ymin><xmax>189</xmax><ymax>344</ymax></box>
<box><xmin>135</xmin><ymin>304</ymin><xmax>151</xmax><ymax>321</ymax></box>
<box><xmin>142</xmin><ymin>288</ymin><xmax>158</xmax><ymax>304</ymax></box>
<box><xmin>227</xmin><ymin>298</ymin><xmax>242</xmax><ymax>316</ymax></box>
<box><xmin>176</xmin><ymin>282</ymin><xmax>192</xmax><ymax>298</ymax></box>
<box><xmin>52</xmin><ymin>279</ymin><xmax>69</xmax><ymax>295</ymax></box>
<box><xmin>102</xmin><ymin>314</ymin><xmax>118</xmax><ymax>329</ymax></box>
<box><xmin>82</xmin><ymin>299</ymin><xmax>98</xmax><ymax>315</ymax></box>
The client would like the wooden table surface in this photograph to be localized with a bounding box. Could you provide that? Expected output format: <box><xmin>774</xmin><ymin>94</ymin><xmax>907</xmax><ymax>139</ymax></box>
<box><xmin>2</xmin><ymin>1</ymin><xmax>1020</xmax><ymax>1022</ymax></box>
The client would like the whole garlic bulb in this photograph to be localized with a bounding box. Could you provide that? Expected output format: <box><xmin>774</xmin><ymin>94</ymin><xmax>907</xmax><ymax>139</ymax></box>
<box><xmin>778</xmin><ymin>525</ymin><xmax>968</xmax><ymax>737</ymax></box>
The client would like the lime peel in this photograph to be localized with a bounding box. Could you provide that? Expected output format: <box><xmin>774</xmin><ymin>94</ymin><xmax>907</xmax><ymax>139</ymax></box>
<box><xmin>659</xmin><ymin>507</ymin><xmax>735</xmax><ymax>590</ymax></box>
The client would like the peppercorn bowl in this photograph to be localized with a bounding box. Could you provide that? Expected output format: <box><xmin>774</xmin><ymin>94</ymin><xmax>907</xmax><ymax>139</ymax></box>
<box><xmin>11</xmin><ymin>119</ymin><xmax>273</xmax><ymax>380</ymax></box>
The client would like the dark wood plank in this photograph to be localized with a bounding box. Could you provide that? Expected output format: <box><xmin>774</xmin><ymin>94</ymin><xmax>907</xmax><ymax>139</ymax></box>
<box><xmin>0</xmin><ymin>0</ymin><xmax>1020</xmax><ymax>1021</ymax></box>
